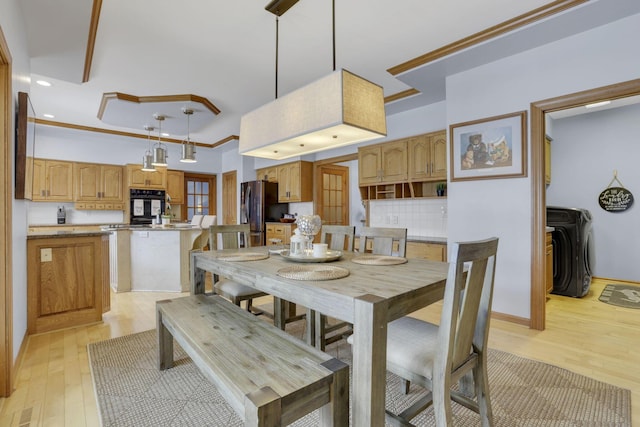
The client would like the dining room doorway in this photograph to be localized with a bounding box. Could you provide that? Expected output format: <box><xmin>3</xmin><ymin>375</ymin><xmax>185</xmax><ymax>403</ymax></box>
<box><xmin>529</xmin><ymin>78</ymin><xmax>640</xmax><ymax>330</ymax></box>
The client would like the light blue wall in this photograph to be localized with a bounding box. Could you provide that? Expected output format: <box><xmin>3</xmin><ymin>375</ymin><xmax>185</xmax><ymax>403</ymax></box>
<box><xmin>547</xmin><ymin>103</ymin><xmax>640</xmax><ymax>282</ymax></box>
<box><xmin>447</xmin><ymin>13</ymin><xmax>640</xmax><ymax>318</ymax></box>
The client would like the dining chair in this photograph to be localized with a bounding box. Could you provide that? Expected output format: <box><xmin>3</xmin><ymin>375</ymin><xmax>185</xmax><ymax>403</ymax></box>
<box><xmin>358</xmin><ymin>226</ymin><xmax>407</xmax><ymax>257</ymax></box>
<box><xmin>383</xmin><ymin>237</ymin><xmax>499</xmax><ymax>426</ymax></box>
<box><xmin>208</xmin><ymin>224</ymin><xmax>268</xmax><ymax>315</ymax></box>
<box><xmin>309</xmin><ymin>225</ymin><xmax>356</xmax><ymax>350</ymax></box>
<box><xmin>190</xmin><ymin>214</ymin><xmax>204</xmax><ymax>228</ymax></box>
<box><xmin>200</xmin><ymin>215</ymin><xmax>217</xmax><ymax>229</ymax></box>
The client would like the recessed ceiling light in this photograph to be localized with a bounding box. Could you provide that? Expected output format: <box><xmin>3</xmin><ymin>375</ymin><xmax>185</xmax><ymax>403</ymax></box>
<box><xmin>36</xmin><ymin>80</ymin><xmax>52</xmax><ymax>87</ymax></box>
<box><xmin>43</xmin><ymin>113</ymin><xmax>55</xmax><ymax>118</ymax></box>
<box><xmin>585</xmin><ymin>100</ymin><xmax>611</xmax><ymax>109</ymax></box>
<box><xmin>161</xmin><ymin>132</ymin><xmax>170</xmax><ymax>137</ymax></box>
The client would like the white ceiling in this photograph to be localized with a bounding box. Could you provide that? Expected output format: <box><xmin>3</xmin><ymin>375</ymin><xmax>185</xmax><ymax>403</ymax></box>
<box><xmin>19</xmin><ymin>0</ymin><xmax>640</xmax><ymax>150</ymax></box>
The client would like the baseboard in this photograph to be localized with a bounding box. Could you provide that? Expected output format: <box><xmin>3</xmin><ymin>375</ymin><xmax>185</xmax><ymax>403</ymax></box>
<box><xmin>593</xmin><ymin>276</ymin><xmax>639</xmax><ymax>286</ymax></box>
<box><xmin>491</xmin><ymin>310</ymin><xmax>530</xmax><ymax>327</ymax></box>
<box><xmin>12</xmin><ymin>330</ymin><xmax>29</xmax><ymax>391</ymax></box>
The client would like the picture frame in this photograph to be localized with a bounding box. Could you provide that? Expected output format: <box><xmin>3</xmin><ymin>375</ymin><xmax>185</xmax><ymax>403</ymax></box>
<box><xmin>449</xmin><ymin>110</ymin><xmax>527</xmax><ymax>181</ymax></box>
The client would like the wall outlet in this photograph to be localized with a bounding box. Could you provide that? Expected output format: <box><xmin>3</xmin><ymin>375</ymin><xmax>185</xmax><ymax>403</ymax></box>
<box><xmin>41</xmin><ymin>248</ymin><xmax>52</xmax><ymax>262</ymax></box>
<box><xmin>392</xmin><ymin>215</ymin><xmax>398</xmax><ymax>224</ymax></box>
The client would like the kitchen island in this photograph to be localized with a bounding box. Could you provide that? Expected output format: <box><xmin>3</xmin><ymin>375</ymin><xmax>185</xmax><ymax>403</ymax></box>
<box><xmin>106</xmin><ymin>225</ymin><xmax>203</xmax><ymax>292</ymax></box>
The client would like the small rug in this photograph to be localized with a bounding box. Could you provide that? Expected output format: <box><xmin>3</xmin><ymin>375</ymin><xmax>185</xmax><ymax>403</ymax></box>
<box><xmin>88</xmin><ymin>327</ymin><xmax>631</xmax><ymax>427</ymax></box>
<box><xmin>599</xmin><ymin>284</ymin><xmax>640</xmax><ymax>308</ymax></box>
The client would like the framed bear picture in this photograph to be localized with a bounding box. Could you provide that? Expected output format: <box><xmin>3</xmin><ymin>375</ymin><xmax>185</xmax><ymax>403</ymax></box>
<box><xmin>449</xmin><ymin>110</ymin><xmax>527</xmax><ymax>181</ymax></box>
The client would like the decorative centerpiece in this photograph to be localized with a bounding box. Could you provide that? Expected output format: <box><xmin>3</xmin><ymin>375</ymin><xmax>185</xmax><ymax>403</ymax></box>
<box><xmin>295</xmin><ymin>215</ymin><xmax>322</xmax><ymax>256</ymax></box>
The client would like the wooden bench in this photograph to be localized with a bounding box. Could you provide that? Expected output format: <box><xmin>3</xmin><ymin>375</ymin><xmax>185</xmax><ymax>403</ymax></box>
<box><xmin>156</xmin><ymin>294</ymin><xmax>349</xmax><ymax>427</ymax></box>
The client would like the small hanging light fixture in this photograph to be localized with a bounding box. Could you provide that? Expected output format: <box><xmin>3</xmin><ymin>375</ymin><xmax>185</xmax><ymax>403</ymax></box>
<box><xmin>180</xmin><ymin>107</ymin><xmax>197</xmax><ymax>163</ymax></box>
<box><xmin>141</xmin><ymin>125</ymin><xmax>156</xmax><ymax>172</ymax></box>
<box><xmin>152</xmin><ymin>114</ymin><xmax>168</xmax><ymax>166</ymax></box>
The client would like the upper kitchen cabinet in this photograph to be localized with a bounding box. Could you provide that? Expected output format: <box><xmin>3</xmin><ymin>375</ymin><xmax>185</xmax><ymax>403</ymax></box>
<box><xmin>408</xmin><ymin>130</ymin><xmax>447</xmax><ymax>181</ymax></box>
<box><xmin>74</xmin><ymin>162</ymin><xmax>124</xmax><ymax>204</ymax></box>
<box><xmin>359</xmin><ymin>130</ymin><xmax>448</xmax><ymax>200</ymax></box>
<box><xmin>256</xmin><ymin>166</ymin><xmax>278</xmax><ymax>183</ymax></box>
<box><xmin>277</xmin><ymin>161</ymin><xmax>313</xmax><ymax>202</ymax></box>
<box><xmin>126</xmin><ymin>164</ymin><xmax>167</xmax><ymax>189</ymax></box>
<box><xmin>358</xmin><ymin>140</ymin><xmax>408</xmax><ymax>185</ymax></box>
<box><xmin>32</xmin><ymin>159</ymin><xmax>74</xmax><ymax>202</ymax></box>
<box><xmin>166</xmin><ymin>170</ymin><xmax>185</xmax><ymax>204</ymax></box>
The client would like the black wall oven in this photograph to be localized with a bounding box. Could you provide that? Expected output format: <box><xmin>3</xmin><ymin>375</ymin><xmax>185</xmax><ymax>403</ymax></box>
<box><xmin>130</xmin><ymin>189</ymin><xmax>166</xmax><ymax>225</ymax></box>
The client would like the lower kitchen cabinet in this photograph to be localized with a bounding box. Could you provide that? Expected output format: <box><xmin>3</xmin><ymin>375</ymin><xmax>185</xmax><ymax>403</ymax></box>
<box><xmin>266</xmin><ymin>222</ymin><xmax>296</xmax><ymax>245</ymax></box>
<box><xmin>405</xmin><ymin>241</ymin><xmax>447</xmax><ymax>262</ymax></box>
<box><xmin>27</xmin><ymin>233</ymin><xmax>110</xmax><ymax>334</ymax></box>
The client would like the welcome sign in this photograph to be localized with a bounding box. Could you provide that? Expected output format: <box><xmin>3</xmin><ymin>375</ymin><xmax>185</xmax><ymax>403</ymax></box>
<box><xmin>598</xmin><ymin>186</ymin><xmax>634</xmax><ymax>212</ymax></box>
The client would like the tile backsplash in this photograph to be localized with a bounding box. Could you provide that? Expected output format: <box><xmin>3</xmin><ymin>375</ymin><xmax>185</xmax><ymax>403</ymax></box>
<box><xmin>369</xmin><ymin>199</ymin><xmax>447</xmax><ymax>238</ymax></box>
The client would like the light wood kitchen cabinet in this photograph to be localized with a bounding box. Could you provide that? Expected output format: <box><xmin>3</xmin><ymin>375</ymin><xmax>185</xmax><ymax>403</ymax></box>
<box><xmin>74</xmin><ymin>162</ymin><xmax>124</xmax><ymax>208</ymax></box>
<box><xmin>126</xmin><ymin>164</ymin><xmax>167</xmax><ymax>189</ymax></box>
<box><xmin>27</xmin><ymin>233</ymin><xmax>109</xmax><ymax>334</ymax></box>
<box><xmin>546</xmin><ymin>231</ymin><xmax>553</xmax><ymax>293</ymax></box>
<box><xmin>266</xmin><ymin>222</ymin><xmax>297</xmax><ymax>245</ymax></box>
<box><xmin>406</xmin><ymin>241</ymin><xmax>447</xmax><ymax>262</ymax></box>
<box><xmin>256</xmin><ymin>166</ymin><xmax>278</xmax><ymax>183</ymax></box>
<box><xmin>408</xmin><ymin>130</ymin><xmax>447</xmax><ymax>181</ymax></box>
<box><xmin>358</xmin><ymin>140</ymin><xmax>408</xmax><ymax>185</ymax></box>
<box><xmin>32</xmin><ymin>158</ymin><xmax>74</xmax><ymax>202</ymax></box>
<box><xmin>166</xmin><ymin>170</ymin><xmax>185</xmax><ymax>204</ymax></box>
<box><xmin>277</xmin><ymin>161</ymin><xmax>313</xmax><ymax>202</ymax></box>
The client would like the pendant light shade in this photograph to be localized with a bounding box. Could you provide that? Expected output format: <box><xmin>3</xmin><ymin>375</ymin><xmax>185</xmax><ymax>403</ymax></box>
<box><xmin>141</xmin><ymin>126</ymin><xmax>156</xmax><ymax>172</ymax></box>
<box><xmin>180</xmin><ymin>108</ymin><xmax>197</xmax><ymax>163</ymax></box>
<box><xmin>152</xmin><ymin>114</ymin><xmax>168</xmax><ymax>166</ymax></box>
<box><xmin>239</xmin><ymin>69</ymin><xmax>386</xmax><ymax>160</ymax></box>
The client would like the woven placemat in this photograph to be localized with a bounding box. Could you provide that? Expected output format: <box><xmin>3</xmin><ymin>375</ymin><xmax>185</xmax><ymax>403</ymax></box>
<box><xmin>351</xmin><ymin>255</ymin><xmax>408</xmax><ymax>265</ymax></box>
<box><xmin>217</xmin><ymin>252</ymin><xmax>269</xmax><ymax>262</ymax></box>
<box><xmin>277</xmin><ymin>265</ymin><xmax>350</xmax><ymax>281</ymax></box>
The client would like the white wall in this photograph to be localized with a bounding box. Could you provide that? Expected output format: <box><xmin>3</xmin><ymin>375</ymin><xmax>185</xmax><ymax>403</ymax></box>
<box><xmin>1</xmin><ymin>0</ymin><xmax>32</xmax><ymax>362</ymax></box>
<box><xmin>546</xmin><ymin>104</ymin><xmax>640</xmax><ymax>282</ymax></box>
<box><xmin>447</xmin><ymin>13</ymin><xmax>640</xmax><ymax>319</ymax></box>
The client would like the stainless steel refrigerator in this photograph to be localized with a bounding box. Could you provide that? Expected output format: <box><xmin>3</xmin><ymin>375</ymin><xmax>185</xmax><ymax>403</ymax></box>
<box><xmin>240</xmin><ymin>180</ymin><xmax>289</xmax><ymax>246</ymax></box>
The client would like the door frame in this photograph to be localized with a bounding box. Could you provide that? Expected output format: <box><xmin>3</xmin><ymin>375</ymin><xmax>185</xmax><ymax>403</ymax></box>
<box><xmin>0</xmin><ymin>25</ymin><xmax>13</xmax><ymax>397</ymax></box>
<box><xmin>529</xmin><ymin>78</ymin><xmax>640</xmax><ymax>330</ymax></box>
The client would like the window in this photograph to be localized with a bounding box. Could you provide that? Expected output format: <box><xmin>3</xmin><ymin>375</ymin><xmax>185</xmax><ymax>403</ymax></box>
<box><xmin>184</xmin><ymin>174</ymin><xmax>216</xmax><ymax>221</ymax></box>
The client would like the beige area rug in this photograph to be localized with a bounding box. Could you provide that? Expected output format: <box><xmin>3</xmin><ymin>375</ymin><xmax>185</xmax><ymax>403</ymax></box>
<box><xmin>88</xmin><ymin>323</ymin><xmax>631</xmax><ymax>427</ymax></box>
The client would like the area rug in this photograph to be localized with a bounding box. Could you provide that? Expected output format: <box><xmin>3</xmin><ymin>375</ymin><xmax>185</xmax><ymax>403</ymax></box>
<box><xmin>88</xmin><ymin>326</ymin><xmax>631</xmax><ymax>427</ymax></box>
<box><xmin>599</xmin><ymin>284</ymin><xmax>640</xmax><ymax>309</ymax></box>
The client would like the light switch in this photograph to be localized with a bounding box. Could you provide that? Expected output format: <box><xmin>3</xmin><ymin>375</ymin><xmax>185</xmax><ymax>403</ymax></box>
<box><xmin>41</xmin><ymin>248</ymin><xmax>52</xmax><ymax>262</ymax></box>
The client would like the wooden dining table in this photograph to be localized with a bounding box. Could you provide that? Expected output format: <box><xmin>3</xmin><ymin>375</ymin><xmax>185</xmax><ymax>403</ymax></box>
<box><xmin>190</xmin><ymin>247</ymin><xmax>449</xmax><ymax>427</ymax></box>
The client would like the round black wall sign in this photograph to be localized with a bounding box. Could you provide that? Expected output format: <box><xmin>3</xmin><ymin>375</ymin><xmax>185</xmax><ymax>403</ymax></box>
<box><xmin>598</xmin><ymin>187</ymin><xmax>634</xmax><ymax>212</ymax></box>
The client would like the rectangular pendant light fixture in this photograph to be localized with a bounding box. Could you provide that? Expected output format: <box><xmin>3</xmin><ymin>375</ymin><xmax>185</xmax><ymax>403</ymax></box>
<box><xmin>239</xmin><ymin>69</ymin><xmax>387</xmax><ymax>160</ymax></box>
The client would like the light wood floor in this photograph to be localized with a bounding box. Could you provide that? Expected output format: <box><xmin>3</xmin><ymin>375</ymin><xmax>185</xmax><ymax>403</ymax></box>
<box><xmin>0</xmin><ymin>278</ymin><xmax>638</xmax><ymax>426</ymax></box>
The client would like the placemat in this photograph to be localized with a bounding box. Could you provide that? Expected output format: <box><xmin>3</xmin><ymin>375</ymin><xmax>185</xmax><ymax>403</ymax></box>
<box><xmin>217</xmin><ymin>252</ymin><xmax>269</xmax><ymax>262</ymax></box>
<box><xmin>351</xmin><ymin>255</ymin><xmax>408</xmax><ymax>265</ymax></box>
<box><xmin>277</xmin><ymin>265</ymin><xmax>350</xmax><ymax>281</ymax></box>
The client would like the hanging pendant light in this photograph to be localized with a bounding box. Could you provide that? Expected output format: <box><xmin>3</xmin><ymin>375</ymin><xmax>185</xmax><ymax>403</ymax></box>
<box><xmin>239</xmin><ymin>0</ymin><xmax>386</xmax><ymax>160</ymax></box>
<box><xmin>152</xmin><ymin>114</ymin><xmax>168</xmax><ymax>166</ymax></box>
<box><xmin>180</xmin><ymin>107</ymin><xmax>197</xmax><ymax>163</ymax></box>
<box><xmin>141</xmin><ymin>125</ymin><xmax>156</xmax><ymax>172</ymax></box>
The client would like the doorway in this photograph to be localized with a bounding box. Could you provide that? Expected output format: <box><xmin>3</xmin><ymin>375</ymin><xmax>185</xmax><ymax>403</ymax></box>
<box><xmin>530</xmin><ymin>78</ymin><xmax>640</xmax><ymax>330</ymax></box>
<box><xmin>222</xmin><ymin>170</ymin><xmax>237</xmax><ymax>225</ymax></box>
<box><xmin>313</xmin><ymin>154</ymin><xmax>358</xmax><ymax>226</ymax></box>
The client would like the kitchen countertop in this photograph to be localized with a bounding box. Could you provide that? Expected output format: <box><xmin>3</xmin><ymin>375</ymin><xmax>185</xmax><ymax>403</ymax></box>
<box><xmin>27</xmin><ymin>230</ymin><xmax>110</xmax><ymax>239</ymax></box>
<box><xmin>407</xmin><ymin>235</ymin><xmax>447</xmax><ymax>244</ymax></box>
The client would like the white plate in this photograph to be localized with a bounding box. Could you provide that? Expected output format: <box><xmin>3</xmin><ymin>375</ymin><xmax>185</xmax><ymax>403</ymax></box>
<box><xmin>280</xmin><ymin>250</ymin><xmax>343</xmax><ymax>263</ymax></box>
